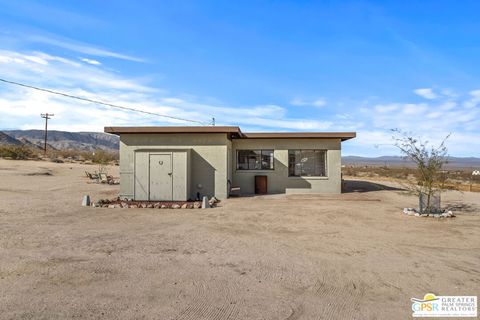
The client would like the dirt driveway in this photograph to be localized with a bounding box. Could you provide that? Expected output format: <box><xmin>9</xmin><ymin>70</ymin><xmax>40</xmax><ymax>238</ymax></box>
<box><xmin>0</xmin><ymin>160</ymin><xmax>479</xmax><ymax>319</ymax></box>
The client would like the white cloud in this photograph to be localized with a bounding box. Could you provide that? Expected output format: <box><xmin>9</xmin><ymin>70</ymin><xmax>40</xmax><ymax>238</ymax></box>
<box><xmin>350</xmin><ymin>90</ymin><xmax>480</xmax><ymax>156</ymax></box>
<box><xmin>312</xmin><ymin>99</ymin><xmax>326</xmax><ymax>107</ymax></box>
<box><xmin>0</xmin><ymin>45</ymin><xmax>479</xmax><ymax>156</ymax></box>
<box><xmin>27</xmin><ymin>35</ymin><xmax>144</xmax><ymax>62</ymax></box>
<box><xmin>0</xmin><ymin>49</ymin><xmax>335</xmax><ymax>133</ymax></box>
<box><xmin>290</xmin><ymin>97</ymin><xmax>326</xmax><ymax>108</ymax></box>
<box><xmin>463</xmin><ymin>89</ymin><xmax>480</xmax><ymax>108</ymax></box>
<box><xmin>80</xmin><ymin>57</ymin><xmax>101</xmax><ymax>65</ymax></box>
<box><xmin>414</xmin><ymin>88</ymin><xmax>437</xmax><ymax>99</ymax></box>
<box><xmin>374</xmin><ymin>104</ymin><xmax>398</xmax><ymax>113</ymax></box>
<box><xmin>403</xmin><ymin>103</ymin><xmax>427</xmax><ymax>114</ymax></box>
<box><xmin>0</xmin><ymin>50</ymin><xmax>152</xmax><ymax>92</ymax></box>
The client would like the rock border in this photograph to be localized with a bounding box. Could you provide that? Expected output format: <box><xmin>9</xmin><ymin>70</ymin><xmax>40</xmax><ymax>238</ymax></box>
<box><xmin>403</xmin><ymin>208</ymin><xmax>455</xmax><ymax>218</ymax></box>
<box><xmin>92</xmin><ymin>197</ymin><xmax>220</xmax><ymax>209</ymax></box>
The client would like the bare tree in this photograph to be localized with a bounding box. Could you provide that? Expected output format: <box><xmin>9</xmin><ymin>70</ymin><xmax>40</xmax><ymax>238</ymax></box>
<box><xmin>392</xmin><ymin>129</ymin><xmax>450</xmax><ymax>213</ymax></box>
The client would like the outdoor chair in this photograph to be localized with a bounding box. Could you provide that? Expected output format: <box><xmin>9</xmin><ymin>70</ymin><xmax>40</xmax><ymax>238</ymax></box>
<box><xmin>99</xmin><ymin>173</ymin><xmax>109</xmax><ymax>183</ymax></box>
<box><xmin>228</xmin><ymin>179</ymin><xmax>241</xmax><ymax>197</ymax></box>
<box><xmin>85</xmin><ymin>171</ymin><xmax>99</xmax><ymax>180</ymax></box>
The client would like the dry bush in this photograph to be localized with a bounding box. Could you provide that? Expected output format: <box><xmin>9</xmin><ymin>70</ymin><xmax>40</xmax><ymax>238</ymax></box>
<box><xmin>92</xmin><ymin>149</ymin><xmax>118</xmax><ymax>164</ymax></box>
<box><xmin>48</xmin><ymin>148</ymin><xmax>118</xmax><ymax>164</ymax></box>
<box><xmin>0</xmin><ymin>145</ymin><xmax>38</xmax><ymax>160</ymax></box>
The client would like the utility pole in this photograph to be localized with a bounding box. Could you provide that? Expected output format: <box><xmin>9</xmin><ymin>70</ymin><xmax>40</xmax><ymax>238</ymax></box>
<box><xmin>211</xmin><ymin>117</ymin><xmax>215</xmax><ymax>126</ymax></box>
<box><xmin>40</xmin><ymin>113</ymin><xmax>54</xmax><ymax>156</ymax></box>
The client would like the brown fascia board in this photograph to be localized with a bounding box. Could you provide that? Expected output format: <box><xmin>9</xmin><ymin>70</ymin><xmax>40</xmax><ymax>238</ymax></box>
<box><xmin>103</xmin><ymin>126</ymin><xmax>355</xmax><ymax>141</ymax></box>
<box><xmin>104</xmin><ymin>126</ymin><xmax>242</xmax><ymax>135</ymax></box>
<box><xmin>241</xmin><ymin>132</ymin><xmax>356</xmax><ymax>141</ymax></box>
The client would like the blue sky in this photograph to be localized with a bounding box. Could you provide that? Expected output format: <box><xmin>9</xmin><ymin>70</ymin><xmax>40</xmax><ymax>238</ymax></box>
<box><xmin>0</xmin><ymin>0</ymin><xmax>479</xmax><ymax>156</ymax></box>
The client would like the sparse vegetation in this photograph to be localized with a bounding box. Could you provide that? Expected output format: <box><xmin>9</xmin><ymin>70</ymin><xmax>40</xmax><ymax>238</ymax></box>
<box><xmin>0</xmin><ymin>144</ymin><xmax>118</xmax><ymax>164</ymax></box>
<box><xmin>48</xmin><ymin>148</ymin><xmax>118</xmax><ymax>164</ymax></box>
<box><xmin>391</xmin><ymin>129</ymin><xmax>450</xmax><ymax>212</ymax></box>
<box><xmin>0</xmin><ymin>144</ymin><xmax>37</xmax><ymax>160</ymax></box>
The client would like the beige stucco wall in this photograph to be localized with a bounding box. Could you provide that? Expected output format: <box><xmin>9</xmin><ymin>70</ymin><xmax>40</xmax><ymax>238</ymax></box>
<box><xmin>231</xmin><ymin>138</ymin><xmax>342</xmax><ymax>194</ymax></box>
<box><xmin>119</xmin><ymin>133</ymin><xmax>230</xmax><ymax>200</ymax></box>
<box><xmin>118</xmin><ymin>134</ymin><xmax>342</xmax><ymax>200</ymax></box>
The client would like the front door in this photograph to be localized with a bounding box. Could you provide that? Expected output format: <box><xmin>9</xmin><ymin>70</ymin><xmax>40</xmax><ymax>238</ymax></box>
<box><xmin>149</xmin><ymin>154</ymin><xmax>172</xmax><ymax>201</ymax></box>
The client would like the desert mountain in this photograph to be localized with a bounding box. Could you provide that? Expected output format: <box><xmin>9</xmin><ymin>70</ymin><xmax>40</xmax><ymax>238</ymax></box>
<box><xmin>0</xmin><ymin>132</ymin><xmax>23</xmax><ymax>146</ymax></box>
<box><xmin>2</xmin><ymin>130</ymin><xmax>119</xmax><ymax>152</ymax></box>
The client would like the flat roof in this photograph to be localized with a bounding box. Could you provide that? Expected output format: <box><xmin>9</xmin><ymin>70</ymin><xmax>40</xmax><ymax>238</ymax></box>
<box><xmin>104</xmin><ymin>126</ymin><xmax>241</xmax><ymax>134</ymax></box>
<box><xmin>242</xmin><ymin>132</ymin><xmax>356</xmax><ymax>141</ymax></box>
<box><xmin>104</xmin><ymin>126</ymin><xmax>356</xmax><ymax>141</ymax></box>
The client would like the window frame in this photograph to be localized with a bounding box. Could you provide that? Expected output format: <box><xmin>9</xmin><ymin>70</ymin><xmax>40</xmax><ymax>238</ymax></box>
<box><xmin>236</xmin><ymin>149</ymin><xmax>275</xmax><ymax>171</ymax></box>
<box><xmin>288</xmin><ymin>149</ymin><xmax>327</xmax><ymax>177</ymax></box>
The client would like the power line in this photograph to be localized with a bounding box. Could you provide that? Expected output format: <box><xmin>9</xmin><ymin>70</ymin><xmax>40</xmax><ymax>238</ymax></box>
<box><xmin>0</xmin><ymin>77</ymin><xmax>209</xmax><ymax>125</ymax></box>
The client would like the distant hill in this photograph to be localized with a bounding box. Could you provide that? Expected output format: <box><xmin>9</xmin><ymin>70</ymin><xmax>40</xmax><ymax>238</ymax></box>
<box><xmin>16</xmin><ymin>137</ymin><xmax>45</xmax><ymax>150</ymax></box>
<box><xmin>0</xmin><ymin>132</ymin><xmax>22</xmax><ymax>146</ymax></box>
<box><xmin>342</xmin><ymin>156</ymin><xmax>480</xmax><ymax>169</ymax></box>
<box><xmin>2</xmin><ymin>130</ymin><xmax>119</xmax><ymax>152</ymax></box>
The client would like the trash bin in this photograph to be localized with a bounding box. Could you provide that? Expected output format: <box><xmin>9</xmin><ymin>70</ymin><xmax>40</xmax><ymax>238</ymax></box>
<box><xmin>255</xmin><ymin>175</ymin><xmax>267</xmax><ymax>194</ymax></box>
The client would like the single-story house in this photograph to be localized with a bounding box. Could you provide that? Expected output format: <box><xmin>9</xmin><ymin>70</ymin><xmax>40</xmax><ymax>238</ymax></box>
<box><xmin>104</xmin><ymin>126</ymin><xmax>356</xmax><ymax>201</ymax></box>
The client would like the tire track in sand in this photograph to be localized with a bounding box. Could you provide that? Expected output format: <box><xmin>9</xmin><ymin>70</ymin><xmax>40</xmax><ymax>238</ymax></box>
<box><xmin>310</xmin><ymin>272</ymin><xmax>368</xmax><ymax>319</ymax></box>
<box><xmin>174</xmin><ymin>278</ymin><xmax>240</xmax><ymax>320</ymax></box>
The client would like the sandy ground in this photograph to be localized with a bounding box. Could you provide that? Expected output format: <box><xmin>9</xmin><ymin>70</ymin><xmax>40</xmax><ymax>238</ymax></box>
<box><xmin>0</xmin><ymin>159</ymin><xmax>479</xmax><ymax>319</ymax></box>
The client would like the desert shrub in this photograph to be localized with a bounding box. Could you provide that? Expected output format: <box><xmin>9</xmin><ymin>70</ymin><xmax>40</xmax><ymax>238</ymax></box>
<box><xmin>48</xmin><ymin>148</ymin><xmax>118</xmax><ymax>163</ymax></box>
<box><xmin>392</xmin><ymin>129</ymin><xmax>449</xmax><ymax>213</ymax></box>
<box><xmin>92</xmin><ymin>149</ymin><xmax>118</xmax><ymax>164</ymax></box>
<box><xmin>0</xmin><ymin>145</ymin><xmax>37</xmax><ymax>160</ymax></box>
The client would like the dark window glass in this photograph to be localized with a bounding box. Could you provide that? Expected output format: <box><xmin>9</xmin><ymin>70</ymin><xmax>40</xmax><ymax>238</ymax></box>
<box><xmin>288</xmin><ymin>150</ymin><xmax>326</xmax><ymax>176</ymax></box>
<box><xmin>237</xmin><ymin>150</ymin><xmax>274</xmax><ymax>170</ymax></box>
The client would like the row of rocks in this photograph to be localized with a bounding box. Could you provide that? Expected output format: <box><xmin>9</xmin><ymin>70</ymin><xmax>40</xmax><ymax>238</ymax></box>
<box><xmin>403</xmin><ymin>208</ymin><xmax>455</xmax><ymax>218</ymax></box>
<box><xmin>91</xmin><ymin>197</ymin><xmax>220</xmax><ymax>209</ymax></box>
<box><xmin>95</xmin><ymin>202</ymin><xmax>201</xmax><ymax>209</ymax></box>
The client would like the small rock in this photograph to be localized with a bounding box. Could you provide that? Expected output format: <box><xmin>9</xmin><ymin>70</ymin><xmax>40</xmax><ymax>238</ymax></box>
<box><xmin>141</xmin><ymin>203</ymin><xmax>147</xmax><ymax>208</ymax></box>
<box><xmin>172</xmin><ymin>204</ymin><xmax>181</xmax><ymax>209</ymax></box>
<box><xmin>181</xmin><ymin>204</ymin><xmax>188</xmax><ymax>209</ymax></box>
<box><xmin>414</xmin><ymin>213</ymin><xmax>421</xmax><ymax>217</ymax></box>
<box><xmin>403</xmin><ymin>208</ymin><xmax>418</xmax><ymax>216</ymax></box>
<box><xmin>193</xmin><ymin>202</ymin><xmax>201</xmax><ymax>209</ymax></box>
<box><xmin>161</xmin><ymin>205</ymin><xmax>167</xmax><ymax>209</ymax></box>
<box><xmin>442</xmin><ymin>210</ymin><xmax>455</xmax><ymax>218</ymax></box>
<box><xmin>433</xmin><ymin>214</ymin><xmax>441</xmax><ymax>218</ymax></box>
<box><xmin>130</xmin><ymin>204</ymin><xmax>138</xmax><ymax>208</ymax></box>
<box><xmin>154</xmin><ymin>203</ymin><xmax>161</xmax><ymax>208</ymax></box>
<box><xmin>147</xmin><ymin>204</ymin><xmax>154</xmax><ymax>208</ymax></box>
<box><xmin>107</xmin><ymin>204</ymin><xmax>115</xmax><ymax>209</ymax></box>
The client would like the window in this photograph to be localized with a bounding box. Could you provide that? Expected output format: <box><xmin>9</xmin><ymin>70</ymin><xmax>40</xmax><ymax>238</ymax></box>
<box><xmin>288</xmin><ymin>150</ymin><xmax>326</xmax><ymax>177</ymax></box>
<box><xmin>237</xmin><ymin>150</ymin><xmax>274</xmax><ymax>170</ymax></box>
